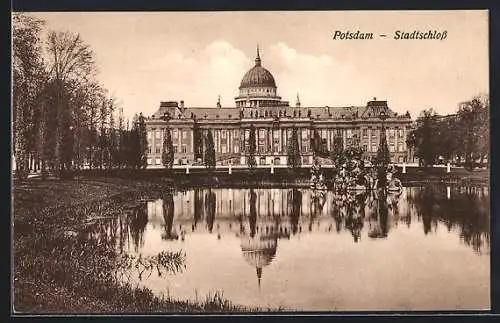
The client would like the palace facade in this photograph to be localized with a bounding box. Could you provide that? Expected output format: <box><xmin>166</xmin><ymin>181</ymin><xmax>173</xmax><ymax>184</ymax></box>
<box><xmin>145</xmin><ymin>47</ymin><xmax>412</xmax><ymax>168</ymax></box>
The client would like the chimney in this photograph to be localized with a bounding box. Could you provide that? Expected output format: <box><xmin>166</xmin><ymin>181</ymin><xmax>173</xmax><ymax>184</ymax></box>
<box><xmin>180</xmin><ymin>100</ymin><xmax>185</xmax><ymax>111</ymax></box>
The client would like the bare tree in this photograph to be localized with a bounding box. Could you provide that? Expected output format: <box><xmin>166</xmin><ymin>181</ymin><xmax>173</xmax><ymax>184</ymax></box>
<box><xmin>45</xmin><ymin>30</ymin><xmax>96</xmax><ymax>176</ymax></box>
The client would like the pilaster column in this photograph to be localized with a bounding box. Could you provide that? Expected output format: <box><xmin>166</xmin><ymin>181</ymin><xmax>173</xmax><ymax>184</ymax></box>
<box><xmin>190</xmin><ymin>128</ymin><xmax>194</xmax><ymax>154</ymax></box>
<box><xmin>368</xmin><ymin>128</ymin><xmax>372</xmax><ymax>152</ymax></box>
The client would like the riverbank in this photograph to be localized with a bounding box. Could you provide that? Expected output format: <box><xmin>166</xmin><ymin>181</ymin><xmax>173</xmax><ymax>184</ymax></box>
<box><xmin>12</xmin><ymin>178</ymin><xmax>266</xmax><ymax>314</ymax></box>
<box><xmin>67</xmin><ymin>166</ymin><xmax>489</xmax><ymax>188</ymax></box>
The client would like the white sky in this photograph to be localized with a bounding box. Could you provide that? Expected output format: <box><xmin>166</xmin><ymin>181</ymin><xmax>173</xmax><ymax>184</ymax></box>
<box><xmin>27</xmin><ymin>11</ymin><xmax>488</xmax><ymax>121</ymax></box>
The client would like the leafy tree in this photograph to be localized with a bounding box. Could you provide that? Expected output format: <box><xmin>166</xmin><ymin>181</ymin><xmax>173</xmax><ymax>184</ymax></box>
<box><xmin>406</xmin><ymin>109</ymin><xmax>439</xmax><ymax>167</ymax></box>
<box><xmin>129</xmin><ymin>114</ymin><xmax>141</xmax><ymax>169</ymax></box>
<box><xmin>330</xmin><ymin>135</ymin><xmax>345</xmax><ymax>173</ymax></box>
<box><xmin>204</xmin><ymin>130</ymin><xmax>216</xmax><ymax>169</ymax></box>
<box><xmin>162</xmin><ymin>128</ymin><xmax>174</xmax><ymax>169</ymax></box>
<box><xmin>137</xmin><ymin>112</ymin><xmax>148</xmax><ymax>169</ymax></box>
<box><xmin>247</xmin><ymin>124</ymin><xmax>257</xmax><ymax>168</ymax></box>
<box><xmin>12</xmin><ymin>13</ymin><xmax>46</xmax><ymax>180</ymax></box>
<box><xmin>287</xmin><ymin>127</ymin><xmax>301</xmax><ymax>169</ymax></box>
<box><xmin>435</xmin><ymin>115</ymin><xmax>461</xmax><ymax>162</ymax></box>
<box><xmin>457</xmin><ymin>95</ymin><xmax>489</xmax><ymax>169</ymax></box>
<box><xmin>193</xmin><ymin>122</ymin><xmax>203</xmax><ymax>162</ymax></box>
<box><xmin>374</xmin><ymin>124</ymin><xmax>390</xmax><ymax>187</ymax></box>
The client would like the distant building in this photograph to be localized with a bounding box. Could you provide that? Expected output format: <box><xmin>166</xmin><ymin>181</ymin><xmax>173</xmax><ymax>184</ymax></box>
<box><xmin>145</xmin><ymin>46</ymin><xmax>412</xmax><ymax>167</ymax></box>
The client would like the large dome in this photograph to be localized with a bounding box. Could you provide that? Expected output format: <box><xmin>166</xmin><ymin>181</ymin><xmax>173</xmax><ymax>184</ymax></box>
<box><xmin>239</xmin><ymin>66</ymin><xmax>276</xmax><ymax>89</ymax></box>
<box><xmin>239</xmin><ymin>47</ymin><xmax>276</xmax><ymax>89</ymax></box>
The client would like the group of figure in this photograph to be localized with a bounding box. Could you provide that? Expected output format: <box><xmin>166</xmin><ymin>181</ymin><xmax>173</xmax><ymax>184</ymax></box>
<box><xmin>309</xmin><ymin>157</ymin><xmax>403</xmax><ymax>194</ymax></box>
<box><xmin>310</xmin><ymin>159</ymin><xmax>327</xmax><ymax>192</ymax></box>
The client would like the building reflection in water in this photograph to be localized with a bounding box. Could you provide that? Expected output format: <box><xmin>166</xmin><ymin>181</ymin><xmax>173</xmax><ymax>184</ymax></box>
<box><xmin>240</xmin><ymin>189</ymin><xmax>280</xmax><ymax>287</ymax></box>
<box><xmin>135</xmin><ymin>186</ymin><xmax>490</xmax><ymax>287</ymax></box>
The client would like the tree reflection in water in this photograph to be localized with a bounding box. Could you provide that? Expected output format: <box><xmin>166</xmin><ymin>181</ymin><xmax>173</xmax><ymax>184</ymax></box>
<box><xmin>128</xmin><ymin>202</ymin><xmax>148</xmax><ymax>252</ymax></box>
<box><xmin>249</xmin><ymin>189</ymin><xmax>257</xmax><ymax>238</ymax></box>
<box><xmin>76</xmin><ymin>199</ymin><xmax>186</xmax><ymax>286</ymax></box>
<box><xmin>113</xmin><ymin>185</ymin><xmax>489</xmax><ymax>287</ymax></box>
<box><xmin>205</xmin><ymin>189</ymin><xmax>216</xmax><ymax>234</ymax></box>
<box><xmin>193</xmin><ymin>189</ymin><xmax>203</xmax><ymax>231</ymax></box>
<box><xmin>408</xmin><ymin>185</ymin><xmax>490</xmax><ymax>254</ymax></box>
<box><xmin>287</xmin><ymin>189</ymin><xmax>302</xmax><ymax>235</ymax></box>
<box><xmin>162</xmin><ymin>191</ymin><xmax>177</xmax><ymax>240</ymax></box>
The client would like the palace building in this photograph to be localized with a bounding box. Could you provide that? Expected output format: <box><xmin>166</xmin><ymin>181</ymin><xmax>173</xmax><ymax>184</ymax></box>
<box><xmin>145</xmin><ymin>46</ymin><xmax>412</xmax><ymax>168</ymax></box>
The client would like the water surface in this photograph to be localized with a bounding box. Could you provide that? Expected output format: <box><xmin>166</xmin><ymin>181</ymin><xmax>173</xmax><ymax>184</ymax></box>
<box><xmin>109</xmin><ymin>186</ymin><xmax>490</xmax><ymax>311</ymax></box>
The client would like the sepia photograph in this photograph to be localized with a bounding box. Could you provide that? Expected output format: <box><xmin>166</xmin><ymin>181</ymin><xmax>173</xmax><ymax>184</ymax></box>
<box><xmin>11</xmin><ymin>10</ymin><xmax>490</xmax><ymax>313</ymax></box>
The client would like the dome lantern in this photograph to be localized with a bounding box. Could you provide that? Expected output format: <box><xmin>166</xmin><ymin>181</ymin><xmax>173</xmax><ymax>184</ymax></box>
<box><xmin>255</xmin><ymin>44</ymin><xmax>261</xmax><ymax>67</ymax></box>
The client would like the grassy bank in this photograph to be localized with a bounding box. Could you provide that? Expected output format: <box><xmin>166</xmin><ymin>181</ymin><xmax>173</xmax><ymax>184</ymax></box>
<box><xmin>73</xmin><ymin>166</ymin><xmax>489</xmax><ymax>188</ymax></box>
<box><xmin>12</xmin><ymin>178</ymin><xmax>263</xmax><ymax>314</ymax></box>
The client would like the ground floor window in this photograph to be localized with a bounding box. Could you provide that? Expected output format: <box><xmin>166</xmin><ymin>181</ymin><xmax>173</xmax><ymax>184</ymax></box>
<box><xmin>260</xmin><ymin>157</ymin><xmax>266</xmax><ymax>165</ymax></box>
<box><xmin>274</xmin><ymin>157</ymin><xmax>281</xmax><ymax>165</ymax></box>
<box><xmin>147</xmin><ymin>158</ymin><xmax>152</xmax><ymax>165</ymax></box>
<box><xmin>155</xmin><ymin>157</ymin><xmax>160</xmax><ymax>165</ymax></box>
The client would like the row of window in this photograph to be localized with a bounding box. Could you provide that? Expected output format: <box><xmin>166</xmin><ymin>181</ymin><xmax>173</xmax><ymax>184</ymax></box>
<box><xmin>148</xmin><ymin>127</ymin><xmax>405</xmax><ymax>142</ymax></box>
<box><xmin>149</xmin><ymin>145</ymin><xmax>189</xmax><ymax>154</ymax></box>
<box><xmin>362</xmin><ymin>128</ymin><xmax>405</xmax><ymax>137</ymax></box>
<box><xmin>147</xmin><ymin>129</ymin><xmax>190</xmax><ymax>140</ymax></box>
<box><xmin>147</xmin><ymin>157</ymin><xmax>191</xmax><ymax>166</ymax></box>
<box><xmin>362</xmin><ymin>143</ymin><xmax>406</xmax><ymax>153</ymax></box>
